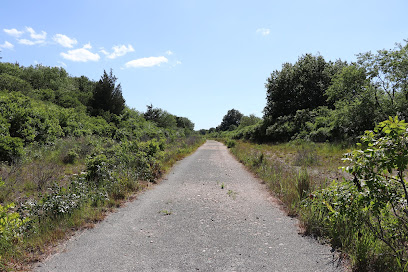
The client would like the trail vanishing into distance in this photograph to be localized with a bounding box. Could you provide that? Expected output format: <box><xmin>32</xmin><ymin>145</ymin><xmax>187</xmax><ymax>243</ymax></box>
<box><xmin>34</xmin><ymin>141</ymin><xmax>344</xmax><ymax>272</ymax></box>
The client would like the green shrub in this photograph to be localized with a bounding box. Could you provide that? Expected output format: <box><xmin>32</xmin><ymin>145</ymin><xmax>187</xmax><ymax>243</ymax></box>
<box><xmin>0</xmin><ymin>74</ymin><xmax>32</xmax><ymax>94</ymax></box>
<box><xmin>63</xmin><ymin>148</ymin><xmax>79</xmax><ymax>164</ymax></box>
<box><xmin>0</xmin><ymin>135</ymin><xmax>24</xmax><ymax>162</ymax></box>
<box><xmin>0</xmin><ymin>203</ymin><xmax>29</xmax><ymax>252</ymax></box>
<box><xmin>302</xmin><ymin>116</ymin><xmax>408</xmax><ymax>270</ymax></box>
<box><xmin>226</xmin><ymin>139</ymin><xmax>236</xmax><ymax>148</ymax></box>
<box><xmin>85</xmin><ymin>153</ymin><xmax>110</xmax><ymax>184</ymax></box>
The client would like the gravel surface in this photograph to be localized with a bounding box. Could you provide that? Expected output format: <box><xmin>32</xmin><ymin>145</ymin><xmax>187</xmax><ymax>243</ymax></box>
<box><xmin>34</xmin><ymin>140</ymin><xmax>344</xmax><ymax>272</ymax></box>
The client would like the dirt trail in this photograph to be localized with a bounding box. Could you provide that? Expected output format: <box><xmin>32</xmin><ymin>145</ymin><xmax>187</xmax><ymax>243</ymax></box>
<box><xmin>34</xmin><ymin>140</ymin><xmax>343</xmax><ymax>272</ymax></box>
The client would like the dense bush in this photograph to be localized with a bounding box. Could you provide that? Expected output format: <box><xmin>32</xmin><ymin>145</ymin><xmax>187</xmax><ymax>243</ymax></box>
<box><xmin>302</xmin><ymin>117</ymin><xmax>408</xmax><ymax>270</ymax></box>
<box><xmin>214</xmin><ymin>40</ymin><xmax>408</xmax><ymax>144</ymax></box>
<box><xmin>0</xmin><ymin>61</ymin><xmax>203</xmax><ymax>269</ymax></box>
<box><xmin>0</xmin><ymin>135</ymin><xmax>24</xmax><ymax>162</ymax></box>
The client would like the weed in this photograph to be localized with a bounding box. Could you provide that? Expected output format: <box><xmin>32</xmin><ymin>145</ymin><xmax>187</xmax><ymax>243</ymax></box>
<box><xmin>159</xmin><ymin>210</ymin><xmax>172</xmax><ymax>215</ymax></box>
<box><xmin>293</xmin><ymin>147</ymin><xmax>319</xmax><ymax>167</ymax></box>
<box><xmin>252</xmin><ymin>152</ymin><xmax>264</xmax><ymax>167</ymax></box>
<box><xmin>295</xmin><ymin>169</ymin><xmax>310</xmax><ymax>200</ymax></box>
<box><xmin>227</xmin><ymin>190</ymin><xmax>237</xmax><ymax>200</ymax></box>
<box><xmin>221</xmin><ymin>183</ymin><xmax>225</xmax><ymax>189</ymax></box>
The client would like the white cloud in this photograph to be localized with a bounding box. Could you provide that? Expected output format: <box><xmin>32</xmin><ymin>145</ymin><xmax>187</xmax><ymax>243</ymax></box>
<box><xmin>57</xmin><ymin>61</ymin><xmax>67</xmax><ymax>68</ymax></box>
<box><xmin>53</xmin><ymin>34</ymin><xmax>77</xmax><ymax>48</ymax></box>
<box><xmin>18</xmin><ymin>39</ymin><xmax>45</xmax><ymax>46</ymax></box>
<box><xmin>256</xmin><ymin>28</ymin><xmax>270</xmax><ymax>36</ymax></box>
<box><xmin>125</xmin><ymin>56</ymin><xmax>168</xmax><ymax>68</ymax></box>
<box><xmin>166</xmin><ymin>50</ymin><xmax>173</xmax><ymax>55</ymax></box>
<box><xmin>60</xmin><ymin>43</ymin><xmax>100</xmax><ymax>62</ymax></box>
<box><xmin>107</xmin><ymin>44</ymin><xmax>134</xmax><ymax>59</ymax></box>
<box><xmin>0</xmin><ymin>41</ymin><xmax>14</xmax><ymax>49</ymax></box>
<box><xmin>176</xmin><ymin>60</ymin><xmax>182</xmax><ymax>65</ymax></box>
<box><xmin>83</xmin><ymin>42</ymin><xmax>92</xmax><ymax>49</ymax></box>
<box><xmin>26</xmin><ymin>27</ymin><xmax>47</xmax><ymax>40</ymax></box>
<box><xmin>99</xmin><ymin>48</ymin><xmax>109</xmax><ymax>55</ymax></box>
<box><xmin>4</xmin><ymin>28</ymin><xmax>23</xmax><ymax>38</ymax></box>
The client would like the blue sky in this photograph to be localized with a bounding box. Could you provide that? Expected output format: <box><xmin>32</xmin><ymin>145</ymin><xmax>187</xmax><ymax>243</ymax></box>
<box><xmin>1</xmin><ymin>0</ymin><xmax>408</xmax><ymax>129</ymax></box>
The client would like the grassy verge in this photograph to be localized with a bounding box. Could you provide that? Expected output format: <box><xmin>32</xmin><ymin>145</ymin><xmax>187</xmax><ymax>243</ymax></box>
<box><xmin>226</xmin><ymin>139</ymin><xmax>348</xmax><ymax>215</ymax></box>
<box><xmin>0</xmin><ymin>135</ymin><xmax>204</xmax><ymax>271</ymax></box>
<box><xmin>225</xmin><ymin>139</ymin><xmax>408</xmax><ymax>271</ymax></box>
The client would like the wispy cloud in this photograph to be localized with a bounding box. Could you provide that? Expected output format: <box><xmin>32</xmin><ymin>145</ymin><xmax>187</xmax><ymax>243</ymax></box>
<box><xmin>57</xmin><ymin>61</ymin><xmax>67</xmax><ymax>68</ymax></box>
<box><xmin>60</xmin><ymin>43</ymin><xmax>100</xmax><ymax>62</ymax></box>
<box><xmin>125</xmin><ymin>56</ymin><xmax>168</xmax><ymax>68</ymax></box>
<box><xmin>256</xmin><ymin>28</ymin><xmax>270</xmax><ymax>36</ymax></box>
<box><xmin>18</xmin><ymin>39</ymin><xmax>45</xmax><ymax>46</ymax></box>
<box><xmin>53</xmin><ymin>34</ymin><xmax>77</xmax><ymax>48</ymax></box>
<box><xmin>107</xmin><ymin>44</ymin><xmax>134</xmax><ymax>59</ymax></box>
<box><xmin>99</xmin><ymin>47</ymin><xmax>109</xmax><ymax>55</ymax></box>
<box><xmin>3</xmin><ymin>28</ymin><xmax>23</xmax><ymax>38</ymax></box>
<box><xmin>15</xmin><ymin>27</ymin><xmax>47</xmax><ymax>46</ymax></box>
<box><xmin>0</xmin><ymin>41</ymin><xmax>14</xmax><ymax>49</ymax></box>
<box><xmin>165</xmin><ymin>50</ymin><xmax>173</xmax><ymax>55</ymax></box>
<box><xmin>26</xmin><ymin>27</ymin><xmax>47</xmax><ymax>40</ymax></box>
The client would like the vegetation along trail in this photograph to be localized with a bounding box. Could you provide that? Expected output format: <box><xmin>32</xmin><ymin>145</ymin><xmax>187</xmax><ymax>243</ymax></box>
<box><xmin>34</xmin><ymin>140</ymin><xmax>343</xmax><ymax>272</ymax></box>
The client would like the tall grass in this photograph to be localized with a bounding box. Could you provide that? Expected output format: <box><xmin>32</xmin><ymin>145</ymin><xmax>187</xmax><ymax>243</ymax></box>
<box><xmin>227</xmin><ymin>139</ymin><xmax>407</xmax><ymax>271</ymax></box>
<box><xmin>229</xmin><ymin>141</ymin><xmax>345</xmax><ymax>215</ymax></box>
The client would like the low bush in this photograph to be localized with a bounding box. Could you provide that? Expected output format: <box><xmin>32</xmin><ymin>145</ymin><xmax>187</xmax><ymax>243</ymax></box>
<box><xmin>301</xmin><ymin>117</ymin><xmax>408</xmax><ymax>271</ymax></box>
<box><xmin>226</xmin><ymin>139</ymin><xmax>236</xmax><ymax>148</ymax></box>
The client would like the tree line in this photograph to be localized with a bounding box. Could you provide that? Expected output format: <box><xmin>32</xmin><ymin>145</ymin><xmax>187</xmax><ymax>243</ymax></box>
<box><xmin>0</xmin><ymin>63</ymin><xmax>195</xmax><ymax>162</ymax></box>
<box><xmin>210</xmin><ymin>39</ymin><xmax>408</xmax><ymax>143</ymax></box>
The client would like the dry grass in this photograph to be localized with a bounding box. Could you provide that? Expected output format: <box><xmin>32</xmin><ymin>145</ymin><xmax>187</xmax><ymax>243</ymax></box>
<box><xmin>229</xmin><ymin>140</ymin><xmax>351</xmax><ymax>215</ymax></box>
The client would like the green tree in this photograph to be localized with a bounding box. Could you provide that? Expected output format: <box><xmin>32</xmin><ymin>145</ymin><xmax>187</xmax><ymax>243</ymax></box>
<box><xmin>0</xmin><ymin>74</ymin><xmax>32</xmax><ymax>93</ymax></box>
<box><xmin>90</xmin><ymin>69</ymin><xmax>125</xmax><ymax>116</ymax></box>
<box><xmin>176</xmin><ymin>116</ymin><xmax>195</xmax><ymax>130</ymax></box>
<box><xmin>218</xmin><ymin>109</ymin><xmax>243</xmax><ymax>131</ymax></box>
<box><xmin>20</xmin><ymin>64</ymin><xmax>69</xmax><ymax>91</ymax></box>
<box><xmin>238</xmin><ymin>114</ymin><xmax>261</xmax><ymax>128</ymax></box>
<box><xmin>144</xmin><ymin>104</ymin><xmax>177</xmax><ymax>129</ymax></box>
<box><xmin>263</xmin><ymin>54</ymin><xmax>346</xmax><ymax>122</ymax></box>
<box><xmin>357</xmin><ymin>40</ymin><xmax>408</xmax><ymax>119</ymax></box>
<box><xmin>326</xmin><ymin>65</ymin><xmax>380</xmax><ymax>138</ymax></box>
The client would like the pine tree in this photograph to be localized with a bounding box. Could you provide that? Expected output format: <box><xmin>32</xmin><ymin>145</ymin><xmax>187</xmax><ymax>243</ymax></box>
<box><xmin>90</xmin><ymin>69</ymin><xmax>125</xmax><ymax>115</ymax></box>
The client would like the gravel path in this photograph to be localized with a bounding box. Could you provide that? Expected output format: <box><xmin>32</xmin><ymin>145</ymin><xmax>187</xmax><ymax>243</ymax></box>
<box><xmin>34</xmin><ymin>140</ymin><xmax>344</xmax><ymax>272</ymax></box>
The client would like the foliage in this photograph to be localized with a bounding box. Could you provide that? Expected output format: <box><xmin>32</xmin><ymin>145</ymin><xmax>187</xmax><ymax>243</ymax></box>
<box><xmin>144</xmin><ymin>104</ymin><xmax>174</xmax><ymax>128</ymax></box>
<box><xmin>143</xmin><ymin>104</ymin><xmax>182</xmax><ymax>130</ymax></box>
<box><xmin>0</xmin><ymin>61</ymin><xmax>204</xmax><ymax>268</ymax></box>
<box><xmin>0</xmin><ymin>135</ymin><xmax>24</xmax><ymax>163</ymax></box>
<box><xmin>0</xmin><ymin>202</ymin><xmax>29</xmax><ymax>254</ymax></box>
<box><xmin>345</xmin><ymin>116</ymin><xmax>408</xmax><ymax>266</ymax></box>
<box><xmin>357</xmin><ymin>40</ymin><xmax>408</xmax><ymax>118</ymax></box>
<box><xmin>176</xmin><ymin>116</ymin><xmax>195</xmax><ymax>130</ymax></box>
<box><xmin>217</xmin><ymin>109</ymin><xmax>243</xmax><ymax>131</ymax></box>
<box><xmin>263</xmin><ymin>54</ymin><xmax>346</xmax><ymax>122</ymax></box>
<box><xmin>238</xmin><ymin>114</ymin><xmax>261</xmax><ymax>128</ymax></box>
<box><xmin>302</xmin><ymin>116</ymin><xmax>408</xmax><ymax>270</ymax></box>
<box><xmin>226</xmin><ymin>139</ymin><xmax>236</xmax><ymax>148</ymax></box>
<box><xmin>89</xmin><ymin>69</ymin><xmax>125</xmax><ymax>116</ymax></box>
<box><xmin>0</xmin><ymin>73</ymin><xmax>32</xmax><ymax>94</ymax></box>
<box><xmin>220</xmin><ymin>40</ymin><xmax>408</xmax><ymax>143</ymax></box>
